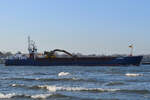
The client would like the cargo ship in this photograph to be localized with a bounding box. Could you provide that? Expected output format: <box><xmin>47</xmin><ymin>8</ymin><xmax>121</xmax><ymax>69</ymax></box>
<box><xmin>5</xmin><ymin>37</ymin><xmax>143</xmax><ymax>66</ymax></box>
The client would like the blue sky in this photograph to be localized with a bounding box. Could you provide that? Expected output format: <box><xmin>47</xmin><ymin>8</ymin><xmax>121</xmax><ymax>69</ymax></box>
<box><xmin>0</xmin><ymin>0</ymin><xmax>150</xmax><ymax>55</ymax></box>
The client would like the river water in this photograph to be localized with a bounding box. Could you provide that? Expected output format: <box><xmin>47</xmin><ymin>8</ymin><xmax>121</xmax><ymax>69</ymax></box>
<box><xmin>0</xmin><ymin>64</ymin><xmax>150</xmax><ymax>100</ymax></box>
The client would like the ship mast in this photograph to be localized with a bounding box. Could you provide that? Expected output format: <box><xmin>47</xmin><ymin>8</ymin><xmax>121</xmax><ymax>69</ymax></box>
<box><xmin>28</xmin><ymin>36</ymin><xmax>37</xmax><ymax>59</ymax></box>
<box><xmin>28</xmin><ymin>36</ymin><xmax>32</xmax><ymax>54</ymax></box>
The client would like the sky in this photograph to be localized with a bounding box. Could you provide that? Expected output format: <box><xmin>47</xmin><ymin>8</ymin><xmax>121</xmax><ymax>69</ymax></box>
<box><xmin>0</xmin><ymin>0</ymin><xmax>150</xmax><ymax>55</ymax></box>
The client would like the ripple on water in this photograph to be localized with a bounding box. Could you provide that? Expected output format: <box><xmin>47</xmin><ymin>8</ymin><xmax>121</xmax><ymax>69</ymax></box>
<box><xmin>118</xmin><ymin>89</ymin><xmax>150</xmax><ymax>94</ymax></box>
<box><xmin>4</xmin><ymin>77</ymin><xmax>100</xmax><ymax>83</ymax></box>
<box><xmin>105</xmin><ymin>81</ymin><xmax>125</xmax><ymax>86</ymax></box>
<box><xmin>1</xmin><ymin>65</ymin><xmax>150</xmax><ymax>100</ymax></box>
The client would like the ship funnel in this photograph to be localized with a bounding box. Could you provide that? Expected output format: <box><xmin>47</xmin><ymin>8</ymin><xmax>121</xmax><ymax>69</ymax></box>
<box><xmin>129</xmin><ymin>44</ymin><xmax>133</xmax><ymax>56</ymax></box>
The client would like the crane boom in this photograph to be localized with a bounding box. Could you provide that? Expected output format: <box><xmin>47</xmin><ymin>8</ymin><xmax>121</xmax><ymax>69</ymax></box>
<box><xmin>44</xmin><ymin>49</ymin><xmax>76</xmax><ymax>58</ymax></box>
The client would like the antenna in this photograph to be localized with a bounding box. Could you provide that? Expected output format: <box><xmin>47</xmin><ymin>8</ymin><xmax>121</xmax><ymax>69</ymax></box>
<box><xmin>28</xmin><ymin>36</ymin><xmax>30</xmax><ymax>50</ymax></box>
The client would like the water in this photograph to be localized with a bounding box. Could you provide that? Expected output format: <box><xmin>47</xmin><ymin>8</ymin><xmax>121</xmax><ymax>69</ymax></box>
<box><xmin>0</xmin><ymin>64</ymin><xmax>150</xmax><ymax>100</ymax></box>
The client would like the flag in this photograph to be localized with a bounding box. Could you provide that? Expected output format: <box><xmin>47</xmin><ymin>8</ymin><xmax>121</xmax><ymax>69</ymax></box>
<box><xmin>129</xmin><ymin>45</ymin><xmax>133</xmax><ymax>48</ymax></box>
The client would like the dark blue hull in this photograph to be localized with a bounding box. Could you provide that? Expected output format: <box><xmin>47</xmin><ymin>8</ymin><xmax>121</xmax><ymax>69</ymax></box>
<box><xmin>5</xmin><ymin>56</ymin><xmax>143</xmax><ymax>66</ymax></box>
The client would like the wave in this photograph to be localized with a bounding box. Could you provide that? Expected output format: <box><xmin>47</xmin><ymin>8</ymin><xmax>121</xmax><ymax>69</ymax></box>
<box><xmin>0</xmin><ymin>93</ymin><xmax>16</xmax><ymax>98</ymax></box>
<box><xmin>0</xmin><ymin>93</ymin><xmax>67</xmax><ymax>99</ymax></box>
<box><xmin>10</xmin><ymin>84</ymin><xmax>150</xmax><ymax>95</ymax></box>
<box><xmin>58</xmin><ymin>72</ymin><xmax>71</xmax><ymax>76</ymax></box>
<box><xmin>10</xmin><ymin>84</ymin><xmax>119</xmax><ymax>92</ymax></box>
<box><xmin>125</xmin><ymin>73</ymin><xmax>143</xmax><ymax>77</ymax></box>
<box><xmin>30</xmin><ymin>94</ymin><xmax>53</xmax><ymax>99</ymax></box>
<box><xmin>37</xmin><ymin>85</ymin><xmax>119</xmax><ymax>92</ymax></box>
<box><xmin>33</xmin><ymin>85</ymin><xmax>150</xmax><ymax>94</ymax></box>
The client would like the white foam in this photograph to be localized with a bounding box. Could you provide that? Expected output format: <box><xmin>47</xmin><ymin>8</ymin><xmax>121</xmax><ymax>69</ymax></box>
<box><xmin>125</xmin><ymin>73</ymin><xmax>143</xmax><ymax>77</ymax></box>
<box><xmin>31</xmin><ymin>94</ymin><xmax>52</xmax><ymax>99</ymax></box>
<box><xmin>39</xmin><ymin>85</ymin><xmax>57</xmax><ymax>92</ymax></box>
<box><xmin>0</xmin><ymin>93</ymin><xmax>16</xmax><ymax>98</ymax></box>
<box><xmin>38</xmin><ymin>85</ymin><xmax>119</xmax><ymax>92</ymax></box>
<box><xmin>11</xmin><ymin>84</ymin><xmax>17</xmax><ymax>87</ymax></box>
<box><xmin>35</xmin><ymin>78</ymin><xmax>40</xmax><ymax>80</ymax></box>
<box><xmin>58</xmin><ymin>72</ymin><xmax>71</xmax><ymax>76</ymax></box>
<box><xmin>11</xmin><ymin>84</ymin><xmax>25</xmax><ymax>87</ymax></box>
<box><xmin>0</xmin><ymin>92</ymin><xmax>53</xmax><ymax>99</ymax></box>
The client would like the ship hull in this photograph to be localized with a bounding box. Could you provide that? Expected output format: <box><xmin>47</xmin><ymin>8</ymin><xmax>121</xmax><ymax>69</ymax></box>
<box><xmin>5</xmin><ymin>56</ymin><xmax>143</xmax><ymax>66</ymax></box>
